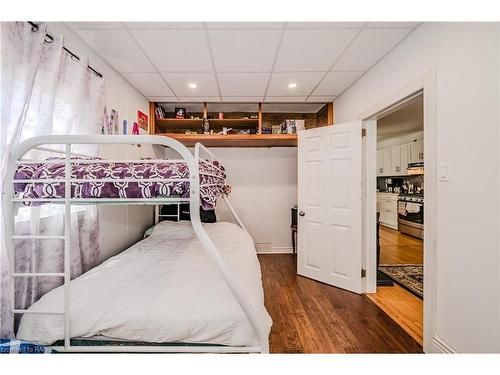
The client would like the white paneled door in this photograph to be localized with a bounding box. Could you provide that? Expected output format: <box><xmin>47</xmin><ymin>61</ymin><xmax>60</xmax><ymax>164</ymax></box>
<box><xmin>298</xmin><ymin>121</ymin><xmax>363</xmax><ymax>294</ymax></box>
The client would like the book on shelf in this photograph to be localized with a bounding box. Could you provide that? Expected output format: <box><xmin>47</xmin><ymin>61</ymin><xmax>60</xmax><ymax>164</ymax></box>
<box><xmin>155</xmin><ymin>105</ymin><xmax>165</xmax><ymax>120</ymax></box>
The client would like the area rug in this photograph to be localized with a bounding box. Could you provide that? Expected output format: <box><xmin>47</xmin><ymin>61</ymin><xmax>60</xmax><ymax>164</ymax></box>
<box><xmin>378</xmin><ymin>264</ymin><xmax>423</xmax><ymax>299</ymax></box>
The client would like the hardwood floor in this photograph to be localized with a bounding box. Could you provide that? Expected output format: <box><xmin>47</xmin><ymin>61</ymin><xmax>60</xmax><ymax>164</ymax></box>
<box><xmin>367</xmin><ymin>225</ymin><xmax>424</xmax><ymax>345</ymax></box>
<box><xmin>379</xmin><ymin>226</ymin><xmax>423</xmax><ymax>265</ymax></box>
<box><xmin>258</xmin><ymin>254</ymin><xmax>422</xmax><ymax>353</ymax></box>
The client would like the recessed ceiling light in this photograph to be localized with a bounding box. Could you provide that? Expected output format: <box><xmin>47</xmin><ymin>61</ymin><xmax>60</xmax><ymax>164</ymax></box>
<box><xmin>188</xmin><ymin>83</ymin><xmax>198</xmax><ymax>89</ymax></box>
<box><xmin>288</xmin><ymin>83</ymin><xmax>297</xmax><ymax>88</ymax></box>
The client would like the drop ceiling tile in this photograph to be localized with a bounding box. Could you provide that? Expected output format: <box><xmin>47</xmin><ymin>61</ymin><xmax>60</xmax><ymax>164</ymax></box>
<box><xmin>287</xmin><ymin>22</ymin><xmax>366</xmax><ymax>29</ymax></box>
<box><xmin>267</xmin><ymin>72</ymin><xmax>324</xmax><ymax>96</ymax></box>
<box><xmin>307</xmin><ymin>95</ymin><xmax>337</xmax><ymax>102</ymax></box>
<box><xmin>131</xmin><ymin>29</ymin><xmax>213</xmax><ymax>71</ymax></box>
<box><xmin>122</xmin><ymin>72</ymin><xmax>174</xmax><ymax>96</ymax></box>
<box><xmin>217</xmin><ymin>73</ymin><xmax>269</xmax><ymax>96</ymax></box>
<box><xmin>333</xmin><ymin>28</ymin><xmax>412</xmax><ymax>71</ymax></box>
<box><xmin>274</xmin><ymin>29</ymin><xmax>358</xmax><ymax>71</ymax></box>
<box><xmin>70</xmin><ymin>22</ymin><xmax>123</xmax><ymax>29</ymax></box>
<box><xmin>206</xmin><ymin>22</ymin><xmax>284</xmax><ymax>29</ymax></box>
<box><xmin>221</xmin><ymin>96</ymin><xmax>264</xmax><ymax>102</ymax></box>
<box><xmin>209</xmin><ymin>29</ymin><xmax>282</xmax><ymax>72</ymax></box>
<box><xmin>77</xmin><ymin>29</ymin><xmax>155</xmax><ymax>72</ymax></box>
<box><xmin>178</xmin><ymin>96</ymin><xmax>221</xmax><ymax>102</ymax></box>
<box><xmin>365</xmin><ymin>22</ymin><xmax>419</xmax><ymax>28</ymax></box>
<box><xmin>161</xmin><ymin>72</ymin><xmax>219</xmax><ymax>96</ymax></box>
<box><xmin>148</xmin><ymin>96</ymin><xmax>178</xmax><ymax>102</ymax></box>
<box><xmin>124</xmin><ymin>22</ymin><xmax>204</xmax><ymax>29</ymax></box>
<box><xmin>264</xmin><ymin>96</ymin><xmax>308</xmax><ymax>102</ymax></box>
<box><xmin>313</xmin><ymin>71</ymin><xmax>364</xmax><ymax>96</ymax></box>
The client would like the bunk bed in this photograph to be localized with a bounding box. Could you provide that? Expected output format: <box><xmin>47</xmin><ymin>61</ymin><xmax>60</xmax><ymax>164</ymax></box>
<box><xmin>2</xmin><ymin>135</ymin><xmax>272</xmax><ymax>353</ymax></box>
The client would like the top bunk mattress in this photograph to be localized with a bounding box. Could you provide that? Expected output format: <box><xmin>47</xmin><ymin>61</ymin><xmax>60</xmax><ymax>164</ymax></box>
<box><xmin>16</xmin><ymin>221</ymin><xmax>272</xmax><ymax>347</ymax></box>
<box><xmin>13</xmin><ymin>158</ymin><xmax>228</xmax><ymax>209</ymax></box>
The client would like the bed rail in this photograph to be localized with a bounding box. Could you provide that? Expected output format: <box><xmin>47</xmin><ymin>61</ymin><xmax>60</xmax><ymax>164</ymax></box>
<box><xmin>2</xmin><ymin>135</ymin><xmax>269</xmax><ymax>353</ymax></box>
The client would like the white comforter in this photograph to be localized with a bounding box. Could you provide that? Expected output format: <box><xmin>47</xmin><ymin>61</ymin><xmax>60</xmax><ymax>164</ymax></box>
<box><xmin>17</xmin><ymin>221</ymin><xmax>272</xmax><ymax>347</ymax></box>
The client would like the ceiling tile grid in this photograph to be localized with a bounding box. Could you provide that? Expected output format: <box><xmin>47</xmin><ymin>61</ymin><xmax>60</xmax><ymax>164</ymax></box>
<box><xmin>68</xmin><ymin>22</ymin><xmax>419</xmax><ymax>102</ymax></box>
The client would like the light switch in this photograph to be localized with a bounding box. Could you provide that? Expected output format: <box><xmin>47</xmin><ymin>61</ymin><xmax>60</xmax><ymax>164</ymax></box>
<box><xmin>439</xmin><ymin>163</ymin><xmax>450</xmax><ymax>182</ymax></box>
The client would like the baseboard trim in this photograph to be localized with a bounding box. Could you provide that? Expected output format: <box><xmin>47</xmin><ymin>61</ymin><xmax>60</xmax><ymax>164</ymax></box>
<box><xmin>256</xmin><ymin>247</ymin><xmax>293</xmax><ymax>254</ymax></box>
<box><xmin>432</xmin><ymin>335</ymin><xmax>457</xmax><ymax>353</ymax></box>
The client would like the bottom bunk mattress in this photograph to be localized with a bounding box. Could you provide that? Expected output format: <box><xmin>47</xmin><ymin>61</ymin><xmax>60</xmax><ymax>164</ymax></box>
<box><xmin>16</xmin><ymin>221</ymin><xmax>272</xmax><ymax>348</ymax></box>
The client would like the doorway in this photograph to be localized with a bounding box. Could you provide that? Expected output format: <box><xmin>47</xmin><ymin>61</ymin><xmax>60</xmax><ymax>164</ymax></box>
<box><xmin>360</xmin><ymin>72</ymin><xmax>437</xmax><ymax>353</ymax></box>
<box><xmin>366</xmin><ymin>93</ymin><xmax>424</xmax><ymax>344</ymax></box>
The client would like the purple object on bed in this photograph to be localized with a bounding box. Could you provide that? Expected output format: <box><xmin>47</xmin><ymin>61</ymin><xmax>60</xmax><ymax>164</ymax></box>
<box><xmin>14</xmin><ymin>158</ymin><xmax>229</xmax><ymax>210</ymax></box>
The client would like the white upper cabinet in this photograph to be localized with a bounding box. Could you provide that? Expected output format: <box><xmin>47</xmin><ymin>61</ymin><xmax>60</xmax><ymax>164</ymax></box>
<box><xmin>390</xmin><ymin>146</ymin><xmax>401</xmax><ymax>175</ymax></box>
<box><xmin>377</xmin><ymin>136</ymin><xmax>423</xmax><ymax>177</ymax></box>
<box><xmin>377</xmin><ymin>148</ymin><xmax>392</xmax><ymax>176</ymax></box>
<box><xmin>409</xmin><ymin>140</ymin><xmax>424</xmax><ymax>164</ymax></box>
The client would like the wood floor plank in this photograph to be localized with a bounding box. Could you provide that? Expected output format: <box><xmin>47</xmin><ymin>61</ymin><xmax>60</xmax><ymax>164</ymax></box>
<box><xmin>259</xmin><ymin>254</ymin><xmax>422</xmax><ymax>353</ymax></box>
<box><xmin>370</xmin><ymin>226</ymin><xmax>424</xmax><ymax>345</ymax></box>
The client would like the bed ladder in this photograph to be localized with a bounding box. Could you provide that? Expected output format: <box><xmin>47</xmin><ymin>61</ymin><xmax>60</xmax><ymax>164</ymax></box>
<box><xmin>9</xmin><ymin>144</ymin><xmax>73</xmax><ymax>348</ymax></box>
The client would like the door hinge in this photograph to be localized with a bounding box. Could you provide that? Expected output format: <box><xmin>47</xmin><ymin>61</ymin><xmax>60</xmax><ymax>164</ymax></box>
<box><xmin>361</xmin><ymin>269</ymin><xmax>366</xmax><ymax>278</ymax></box>
<box><xmin>361</xmin><ymin>128</ymin><xmax>366</xmax><ymax>137</ymax></box>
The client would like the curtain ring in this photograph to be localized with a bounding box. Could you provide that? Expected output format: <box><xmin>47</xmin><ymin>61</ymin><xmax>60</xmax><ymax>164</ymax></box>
<box><xmin>30</xmin><ymin>23</ymin><xmax>39</xmax><ymax>32</ymax></box>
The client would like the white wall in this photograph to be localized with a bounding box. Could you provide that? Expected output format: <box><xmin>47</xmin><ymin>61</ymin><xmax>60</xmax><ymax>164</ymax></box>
<box><xmin>165</xmin><ymin>147</ymin><xmax>298</xmax><ymax>253</ymax></box>
<box><xmin>214</xmin><ymin>148</ymin><xmax>297</xmax><ymax>252</ymax></box>
<box><xmin>334</xmin><ymin>23</ymin><xmax>500</xmax><ymax>353</ymax></box>
<box><xmin>47</xmin><ymin>23</ymin><xmax>154</xmax><ymax>261</ymax></box>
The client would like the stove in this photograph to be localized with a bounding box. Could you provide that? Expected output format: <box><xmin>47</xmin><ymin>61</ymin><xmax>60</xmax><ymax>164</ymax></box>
<box><xmin>398</xmin><ymin>194</ymin><xmax>424</xmax><ymax>203</ymax></box>
<box><xmin>398</xmin><ymin>194</ymin><xmax>424</xmax><ymax>239</ymax></box>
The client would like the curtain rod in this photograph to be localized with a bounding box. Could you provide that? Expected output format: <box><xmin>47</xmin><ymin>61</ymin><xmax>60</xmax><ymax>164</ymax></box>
<box><xmin>28</xmin><ymin>22</ymin><xmax>103</xmax><ymax>78</ymax></box>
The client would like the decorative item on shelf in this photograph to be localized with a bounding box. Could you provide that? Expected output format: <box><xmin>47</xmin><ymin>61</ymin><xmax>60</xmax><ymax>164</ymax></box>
<box><xmin>218</xmin><ymin>127</ymin><xmax>232</xmax><ymax>135</ymax></box>
<box><xmin>249</xmin><ymin>129</ymin><xmax>258</xmax><ymax>134</ymax></box>
<box><xmin>102</xmin><ymin>106</ymin><xmax>109</xmax><ymax>134</ymax></box>
<box><xmin>218</xmin><ymin>112</ymin><xmax>224</xmax><ymax>120</ymax></box>
<box><xmin>272</xmin><ymin>125</ymin><xmax>281</xmax><ymax>134</ymax></box>
<box><xmin>250</xmin><ymin>115</ymin><xmax>258</xmax><ymax>119</ymax></box>
<box><xmin>280</xmin><ymin>119</ymin><xmax>301</xmax><ymax>134</ymax></box>
<box><xmin>190</xmin><ymin>116</ymin><xmax>200</xmax><ymax>119</ymax></box>
<box><xmin>122</xmin><ymin>120</ymin><xmax>128</xmax><ymax>135</ymax></box>
<box><xmin>132</xmin><ymin>122</ymin><xmax>140</xmax><ymax>135</ymax></box>
<box><xmin>202</xmin><ymin>117</ymin><xmax>210</xmax><ymax>134</ymax></box>
<box><xmin>175</xmin><ymin>107</ymin><xmax>186</xmax><ymax>119</ymax></box>
<box><xmin>137</xmin><ymin>110</ymin><xmax>148</xmax><ymax>131</ymax></box>
<box><xmin>261</xmin><ymin>127</ymin><xmax>272</xmax><ymax>134</ymax></box>
<box><xmin>295</xmin><ymin>119</ymin><xmax>305</xmax><ymax>132</ymax></box>
<box><xmin>155</xmin><ymin>105</ymin><xmax>165</xmax><ymax>119</ymax></box>
<box><xmin>132</xmin><ymin>122</ymin><xmax>141</xmax><ymax>147</ymax></box>
<box><xmin>111</xmin><ymin>109</ymin><xmax>119</xmax><ymax>135</ymax></box>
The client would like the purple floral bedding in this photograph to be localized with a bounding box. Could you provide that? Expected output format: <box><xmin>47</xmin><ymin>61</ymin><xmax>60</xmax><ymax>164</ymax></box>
<box><xmin>14</xmin><ymin>158</ymin><xmax>229</xmax><ymax>210</ymax></box>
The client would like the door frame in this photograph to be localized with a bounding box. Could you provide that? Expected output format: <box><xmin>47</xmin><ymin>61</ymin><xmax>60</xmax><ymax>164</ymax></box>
<box><xmin>359</xmin><ymin>70</ymin><xmax>437</xmax><ymax>353</ymax></box>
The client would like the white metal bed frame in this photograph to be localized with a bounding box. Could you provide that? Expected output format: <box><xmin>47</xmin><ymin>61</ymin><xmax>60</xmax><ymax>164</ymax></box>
<box><xmin>2</xmin><ymin>135</ymin><xmax>269</xmax><ymax>353</ymax></box>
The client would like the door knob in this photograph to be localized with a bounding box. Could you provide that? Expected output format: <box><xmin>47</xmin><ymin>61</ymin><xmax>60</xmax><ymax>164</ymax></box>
<box><xmin>299</xmin><ymin>211</ymin><xmax>305</xmax><ymax>217</ymax></box>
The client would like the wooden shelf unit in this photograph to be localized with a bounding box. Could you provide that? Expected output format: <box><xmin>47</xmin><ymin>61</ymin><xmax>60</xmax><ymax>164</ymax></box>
<box><xmin>159</xmin><ymin>133</ymin><xmax>298</xmax><ymax>147</ymax></box>
<box><xmin>150</xmin><ymin>101</ymin><xmax>333</xmax><ymax>147</ymax></box>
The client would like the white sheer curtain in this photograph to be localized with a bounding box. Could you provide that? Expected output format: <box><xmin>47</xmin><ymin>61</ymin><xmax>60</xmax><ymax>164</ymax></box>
<box><xmin>1</xmin><ymin>22</ymin><xmax>105</xmax><ymax>338</ymax></box>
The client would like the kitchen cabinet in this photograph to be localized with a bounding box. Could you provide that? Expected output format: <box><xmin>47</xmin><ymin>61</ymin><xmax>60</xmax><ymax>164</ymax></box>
<box><xmin>377</xmin><ymin>192</ymin><xmax>398</xmax><ymax>229</ymax></box>
<box><xmin>377</xmin><ymin>148</ymin><xmax>392</xmax><ymax>176</ymax></box>
<box><xmin>390</xmin><ymin>143</ymin><xmax>409</xmax><ymax>176</ymax></box>
<box><xmin>409</xmin><ymin>140</ymin><xmax>424</xmax><ymax>163</ymax></box>
<box><xmin>377</xmin><ymin>150</ymin><xmax>384</xmax><ymax>176</ymax></box>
